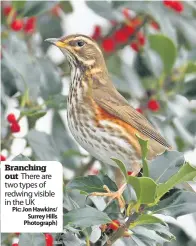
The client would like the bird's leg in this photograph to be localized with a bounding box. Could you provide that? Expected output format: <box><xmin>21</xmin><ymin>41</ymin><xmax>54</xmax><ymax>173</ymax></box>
<box><xmin>90</xmin><ymin>183</ymin><xmax>127</xmax><ymax>208</ymax></box>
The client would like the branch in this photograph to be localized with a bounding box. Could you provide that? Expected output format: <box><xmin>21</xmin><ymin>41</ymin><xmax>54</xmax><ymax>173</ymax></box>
<box><xmin>103</xmin><ymin>212</ymin><xmax>139</xmax><ymax>246</ymax></box>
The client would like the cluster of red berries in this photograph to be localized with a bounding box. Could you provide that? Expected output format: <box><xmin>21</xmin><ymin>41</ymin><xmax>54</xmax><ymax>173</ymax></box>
<box><xmin>3</xmin><ymin>5</ymin><xmax>36</xmax><ymax>33</ymax></box>
<box><xmin>163</xmin><ymin>0</ymin><xmax>184</xmax><ymax>13</ymax></box>
<box><xmin>7</xmin><ymin>113</ymin><xmax>21</xmax><ymax>133</ymax></box>
<box><xmin>91</xmin><ymin>16</ymin><xmax>146</xmax><ymax>53</ymax></box>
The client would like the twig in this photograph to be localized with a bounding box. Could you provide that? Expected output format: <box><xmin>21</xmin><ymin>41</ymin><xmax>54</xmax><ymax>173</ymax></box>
<box><xmin>103</xmin><ymin>213</ymin><xmax>139</xmax><ymax>246</ymax></box>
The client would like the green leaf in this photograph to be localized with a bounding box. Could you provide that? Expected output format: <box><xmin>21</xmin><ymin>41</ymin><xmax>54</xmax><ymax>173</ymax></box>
<box><xmin>131</xmin><ymin>214</ymin><xmax>163</xmax><ymax>227</ymax></box>
<box><xmin>127</xmin><ymin>176</ymin><xmax>157</xmax><ymax>204</ymax></box>
<box><xmin>46</xmin><ymin>94</ymin><xmax>67</xmax><ymax>110</ymax></box>
<box><xmin>136</xmin><ymin>135</ymin><xmax>149</xmax><ymax>177</ymax></box>
<box><xmin>27</xmin><ymin>129</ymin><xmax>59</xmax><ymax>161</ymax></box>
<box><xmin>86</xmin><ymin>1</ymin><xmax>116</xmax><ymax>20</ymax></box>
<box><xmin>64</xmin><ymin>193</ymin><xmax>80</xmax><ymax>211</ymax></box>
<box><xmin>101</xmin><ymin>175</ymin><xmax>118</xmax><ymax>192</ymax></box>
<box><xmin>185</xmin><ymin>62</ymin><xmax>196</xmax><ymax>74</ymax></box>
<box><xmin>19</xmin><ymin>233</ymin><xmax>45</xmax><ymax>246</ymax></box>
<box><xmin>103</xmin><ymin>200</ymin><xmax>120</xmax><ymax>220</ymax></box>
<box><xmin>37</xmin><ymin>57</ymin><xmax>62</xmax><ymax>99</ymax></box>
<box><xmin>149</xmin><ymin>34</ymin><xmax>177</xmax><ymax>74</ymax></box>
<box><xmin>64</xmin><ymin>207</ymin><xmax>111</xmax><ymax>227</ymax></box>
<box><xmin>12</xmin><ymin>155</ymin><xmax>31</xmax><ymax>161</ymax></box>
<box><xmin>156</xmin><ymin>162</ymin><xmax>196</xmax><ymax>200</ymax></box>
<box><xmin>60</xmin><ymin>1</ymin><xmax>73</xmax><ymax>13</ymax></box>
<box><xmin>52</xmin><ymin>112</ymin><xmax>80</xmax><ymax>169</ymax></box>
<box><xmin>58</xmin><ymin>232</ymin><xmax>82</xmax><ymax>246</ymax></box>
<box><xmin>62</xmin><ymin>150</ymin><xmax>88</xmax><ymax>158</ymax></box>
<box><xmin>37</xmin><ymin>15</ymin><xmax>63</xmax><ymax>52</ymax></box>
<box><xmin>22</xmin><ymin>1</ymin><xmax>58</xmax><ymax>17</ymax></box>
<box><xmin>132</xmin><ymin>224</ymin><xmax>175</xmax><ymax>245</ymax></box>
<box><xmin>111</xmin><ymin>158</ymin><xmax>128</xmax><ymax>180</ymax></box>
<box><xmin>67</xmin><ymin>176</ymin><xmax>105</xmax><ymax>193</ymax></box>
<box><xmin>183</xmin><ymin>77</ymin><xmax>196</xmax><ymax>100</ymax></box>
<box><xmin>149</xmin><ymin>151</ymin><xmax>185</xmax><ymax>183</ymax></box>
<box><xmin>106</xmin><ymin>54</ymin><xmax>122</xmax><ymax>77</ymax></box>
<box><xmin>152</xmin><ymin>190</ymin><xmax>196</xmax><ymax>217</ymax></box>
<box><xmin>28</xmin><ymin>111</ymin><xmax>47</xmax><ymax>129</ymax></box>
<box><xmin>12</xmin><ymin>1</ymin><xmax>26</xmax><ymax>10</ymax></box>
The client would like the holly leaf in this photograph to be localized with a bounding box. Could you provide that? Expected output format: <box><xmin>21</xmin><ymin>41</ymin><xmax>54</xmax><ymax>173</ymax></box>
<box><xmin>149</xmin><ymin>151</ymin><xmax>185</xmax><ymax>183</ymax></box>
<box><xmin>111</xmin><ymin>158</ymin><xmax>128</xmax><ymax>180</ymax></box>
<box><xmin>127</xmin><ymin>176</ymin><xmax>157</xmax><ymax>204</ymax></box>
<box><xmin>22</xmin><ymin>1</ymin><xmax>58</xmax><ymax>17</ymax></box>
<box><xmin>12</xmin><ymin>1</ymin><xmax>26</xmax><ymax>10</ymax></box>
<box><xmin>19</xmin><ymin>233</ymin><xmax>45</xmax><ymax>246</ymax></box>
<box><xmin>60</xmin><ymin>1</ymin><xmax>73</xmax><ymax>13</ymax></box>
<box><xmin>136</xmin><ymin>135</ymin><xmax>149</xmax><ymax>177</ymax></box>
<box><xmin>64</xmin><ymin>207</ymin><xmax>111</xmax><ymax>227</ymax></box>
<box><xmin>67</xmin><ymin>176</ymin><xmax>105</xmax><ymax>193</ymax></box>
<box><xmin>131</xmin><ymin>214</ymin><xmax>163</xmax><ymax>228</ymax></box>
<box><xmin>149</xmin><ymin>34</ymin><xmax>177</xmax><ymax>74</ymax></box>
<box><xmin>27</xmin><ymin>129</ymin><xmax>59</xmax><ymax>161</ymax></box>
<box><xmin>12</xmin><ymin>155</ymin><xmax>31</xmax><ymax>161</ymax></box>
<box><xmin>156</xmin><ymin>162</ymin><xmax>196</xmax><ymax>200</ymax></box>
<box><xmin>152</xmin><ymin>190</ymin><xmax>196</xmax><ymax>217</ymax></box>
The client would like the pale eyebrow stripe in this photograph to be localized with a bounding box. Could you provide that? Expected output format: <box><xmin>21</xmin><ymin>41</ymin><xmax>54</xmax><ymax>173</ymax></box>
<box><xmin>65</xmin><ymin>36</ymin><xmax>103</xmax><ymax>55</ymax></box>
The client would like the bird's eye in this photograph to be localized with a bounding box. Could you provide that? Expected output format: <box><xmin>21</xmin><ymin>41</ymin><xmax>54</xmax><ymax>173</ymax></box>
<box><xmin>76</xmin><ymin>40</ymin><xmax>85</xmax><ymax>47</ymax></box>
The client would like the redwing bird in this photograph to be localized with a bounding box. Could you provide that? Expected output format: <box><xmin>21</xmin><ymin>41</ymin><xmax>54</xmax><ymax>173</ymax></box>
<box><xmin>46</xmin><ymin>35</ymin><xmax>171</xmax><ymax>207</ymax></box>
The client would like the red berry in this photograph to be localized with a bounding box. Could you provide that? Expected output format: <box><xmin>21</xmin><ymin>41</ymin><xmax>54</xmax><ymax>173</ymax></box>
<box><xmin>1</xmin><ymin>155</ymin><xmax>6</xmax><ymax>161</ymax></box>
<box><xmin>3</xmin><ymin>5</ymin><xmax>13</xmax><ymax>16</ymax></box>
<box><xmin>124</xmin><ymin>25</ymin><xmax>135</xmax><ymax>36</ymax></box>
<box><xmin>45</xmin><ymin>233</ymin><xmax>53</xmax><ymax>246</ymax></box>
<box><xmin>92</xmin><ymin>25</ymin><xmax>101</xmax><ymax>40</ymax></box>
<box><xmin>10</xmin><ymin>122</ymin><xmax>20</xmax><ymax>133</ymax></box>
<box><xmin>147</xmin><ymin>99</ymin><xmax>160</xmax><ymax>112</ymax></box>
<box><xmin>137</xmin><ymin>32</ymin><xmax>146</xmax><ymax>46</ymax></box>
<box><xmin>7</xmin><ymin>113</ymin><xmax>17</xmax><ymax>123</ymax></box>
<box><xmin>12</xmin><ymin>244</ymin><xmax>19</xmax><ymax>246</ymax></box>
<box><xmin>24</xmin><ymin>17</ymin><xmax>36</xmax><ymax>33</ymax></box>
<box><xmin>151</xmin><ymin>21</ymin><xmax>160</xmax><ymax>30</ymax></box>
<box><xmin>15</xmin><ymin>233</ymin><xmax>20</xmax><ymax>236</ymax></box>
<box><xmin>114</xmin><ymin>28</ymin><xmax>129</xmax><ymax>43</ymax></box>
<box><xmin>11</xmin><ymin>19</ymin><xmax>23</xmax><ymax>31</ymax></box>
<box><xmin>127</xmin><ymin>171</ymin><xmax>133</xmax><ymax>176</ymax></box>
<box><xmin>102</xmin><ymin>38</ymin><xmax>115</xmax><ymax>52</ymax></box>
<box><xmin>136</xmin><ymin>108</ymin><xmax>143</xmax><ymax>114</ymax></box>
<box><xmin>108</xmin><ymin>220</ymin><xmax>120</xmax><ymax>231</ymax></box>
<box><xmin>130</xmin><ymin>42</ymin><xmax>139</xmax><ymax>52</ymax></box>
<box><xmin>163</xmin><ymin>0</ymin><xmax>173</xmax><ymax>7</ymax></box>
<box><xmin>172</xmin><ymin>1</ymin><xmax>184</xmax><ymax>12</ymax></box>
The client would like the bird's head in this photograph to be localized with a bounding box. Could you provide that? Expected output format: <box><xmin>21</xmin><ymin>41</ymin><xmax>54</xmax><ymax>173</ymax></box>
<box><xmin>45</xmin><ymin>34</ymin><xmax>106</xmax><ymax>69</ymax></box>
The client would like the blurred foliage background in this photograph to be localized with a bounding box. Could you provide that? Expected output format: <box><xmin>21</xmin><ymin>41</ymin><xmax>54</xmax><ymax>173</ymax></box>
<box><xmin>1</xmin><ymin>1</ymin><xmax>196</xmax><ymax>246</ymax></box>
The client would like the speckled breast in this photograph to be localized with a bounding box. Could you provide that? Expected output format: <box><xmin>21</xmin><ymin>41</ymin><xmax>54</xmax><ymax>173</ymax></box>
<box><xmin>67</xmin><ymin>68</ymin><xmax>140</xmax><ymax>173</ymax></box>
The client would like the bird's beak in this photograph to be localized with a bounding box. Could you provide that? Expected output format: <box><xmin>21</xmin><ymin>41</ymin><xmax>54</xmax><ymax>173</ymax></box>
<box><xmin>45</xmin><ymin>38</ymin><xmax>67</xmax><ymax>48</ymax></box>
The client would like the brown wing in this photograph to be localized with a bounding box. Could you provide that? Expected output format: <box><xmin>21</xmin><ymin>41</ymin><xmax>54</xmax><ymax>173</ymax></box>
<box><xmin>92</xmin><ymin>83</ymin><xmax>171</xmax><ymax>149</ymax></box>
